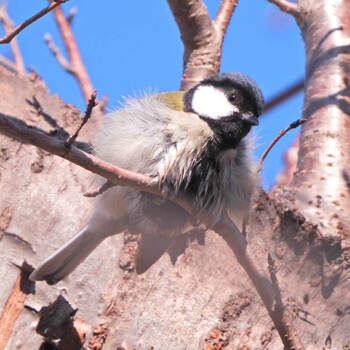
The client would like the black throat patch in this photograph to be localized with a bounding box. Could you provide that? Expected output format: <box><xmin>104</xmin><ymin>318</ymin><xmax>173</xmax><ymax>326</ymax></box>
<box><xmin>201</xmin><ymin>114</ymin><xmax>251</xmax><ymax>152</ymax></box>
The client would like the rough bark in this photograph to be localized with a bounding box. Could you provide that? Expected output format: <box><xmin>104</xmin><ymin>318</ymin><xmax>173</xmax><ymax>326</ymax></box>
<box><xmin>167</xmin><ymin>0</ymin><xmax>237</xmax><ymax>90</ymax></box>
<box><xmin>1</xmin><ymin>0</ymin><xmax>350</xmax><ymax>348</ymax></box>
<box><xmin>275</xmin><ymin>0</ymin><xmax>350</xmax><ymax>246</ymax></box>
<box><xmin>0</xmin><ymin>68</ymin><xmax>293</xmax><ymax>350</ymax></box>
<box><xmin>1</xmin><ymin>65</ymin><xmax>349</xmax><ymax>350</ymax></box>
<box><xmin>269</xmin><ymin>0</ymin><xmax>350</xmax><ymax>348</ymax></box>
<box><xmin>0</xmin><ymin>67</ymin><xmax>118</xmax><ymax>349</ymax></box>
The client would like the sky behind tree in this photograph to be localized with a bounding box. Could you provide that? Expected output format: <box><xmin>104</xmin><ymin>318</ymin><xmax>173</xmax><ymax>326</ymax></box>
<box><xmin>0</xmin><ymin>1</ymin><xmax>305</xmax><ymax>187</ymax></box>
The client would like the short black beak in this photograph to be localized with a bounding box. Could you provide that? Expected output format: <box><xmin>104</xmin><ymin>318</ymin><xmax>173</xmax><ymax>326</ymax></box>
<box><xmin>242</xmin><ymin>112</ymin><xmax>259</xmax><ymax>126</ymax></box>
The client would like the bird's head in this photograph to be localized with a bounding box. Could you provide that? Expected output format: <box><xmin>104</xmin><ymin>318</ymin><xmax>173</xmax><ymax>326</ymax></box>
<box><xmin>184</xmin><ymin>72</ymin><xmax>264</xmax><ymax>149</ymax></box>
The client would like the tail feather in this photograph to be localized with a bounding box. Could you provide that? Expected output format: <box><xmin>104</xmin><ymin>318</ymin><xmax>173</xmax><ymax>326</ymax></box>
<box><xmin>29</xmin><ymin>226</ymin><xmax>104</xmax><ymax>284</ymax></box>
<box><xmin>30</xmin><ymin>214</ymin><xmax>127</xmax><ymax>284</ymax></box>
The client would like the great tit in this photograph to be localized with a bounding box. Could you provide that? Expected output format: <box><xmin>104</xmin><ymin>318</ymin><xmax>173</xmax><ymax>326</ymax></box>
<box><xmin>30</xmin><ymin>72</ymin><xmax>264</xmax><ymax>284</ymax></box>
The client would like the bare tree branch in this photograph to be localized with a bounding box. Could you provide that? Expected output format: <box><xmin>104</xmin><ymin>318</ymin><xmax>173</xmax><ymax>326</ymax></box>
<box><xmin>65</xmin><ymin>90</ymin><xmax>98</xmax><ymax>147</ymax></box>
<box><xmin>50</xmin><ymin>4</ymin><xmax>94</xmax><ymax>103</ymax></box>
<box><xmin>44</xmin><ymin>33</ymin><xmax>73</xmax><ymax>73</ymax></box>
<box><xmin>257</xmin><ymin>118</ymin><xmax>306</xmax><ymax>173</ymax></box>
<box><xmin>168</xmin><ymin>0</ymin><xmax>238</xmax><ymax>90</ymax></box>
<box><xmin>0</xmin><ymin>0</ymin><xmax>67</xmax><ymax>44</ymax></box>
<box><xmin>264</xmin><ymin>79</ymin><xmax>304</xmax><ymax>113</ymax></box>
<box><xmin>268</xmin><ymin>0</ymin><xmax>299</xmax><ymax>16</ymax></box>
<box><xmin>66</xmin><ymin>7</ymin><xmax>78</xmax><ymax>25</ymax></box>
<box><xmin>0</xmin><ymin>6</ymin><xmax>25</xmax><ymax>75</ymax></box>
<box><xmin>0</xmin><ymin>114</ymin><xmax>159</xmax><ymax>199</ymax></box>
<box><xmin>0</xmin><ymin>112</ymin><xmax>304</xmax><ymax>349</ymax></box>
<box><xmin>214</xmin><ymin>0</ymin><xmax>238</xmax><ymax>38</ymax></box>
<box><xmin>167</xmin><ymin>0</ymin><xmax>214</xmax><ymax>90</ymax></box>
<box><xmin>214</xmin><ymin>214</ymin><xmax>305</xmax><ymax>350</ymax></box>
<box><xmin>84</xmin><ymin>180</ymin><xmax>114</xmax><ymax>198</ymax></box>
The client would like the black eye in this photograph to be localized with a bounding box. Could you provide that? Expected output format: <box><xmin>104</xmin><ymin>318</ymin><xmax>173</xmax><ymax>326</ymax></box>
<box><xmin>228</xmin><ymin>93</ymin><xmax>237</xmax><ymax>103</ymax></box>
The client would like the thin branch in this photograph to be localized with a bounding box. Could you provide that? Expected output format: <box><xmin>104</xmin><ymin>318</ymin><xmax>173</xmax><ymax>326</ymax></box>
<box><xmin>214</xmin><ymin>0</ymin><xmax>238</xmax><ymax>37</ymax></box>
<box><xmin>0</xmin><ymin>113</ymin><xmax>304</xmax><ymax>348</ymax></box>
<box><xmin>65</xmin><ymin>90</ymin><xmax>98</xmax><ymax>147</ymax></box>
<box><xmin>257</xmin><ymin>118</ymin><xmax>306</xmax><ymax>173</ymax></box>
<box><xmin>66</xmin><ymin>7</ymin><xmax>78</xmax><ymax>25</ymax></box>
<box><xmin>268</xmin><ymin>0</ymin><xmax>299</xmax><ymax>17</ymax></box>
<box><xmin>0</xmin><ymin>7</ymin><xmax>25</xmax><ymax>75</ymax></box>
<box><xmin>84</xmin><ymin>180</ymin><xmax>114</xmax><ymax>198</ymax></box>
<box><xmin>44</xmin><ymin>33</ymin><xmax>73</xmax><ymax>73</ymax></box>
<box><xmin>0</xmin><ymin>0</ymin><xmax>67</xmax><ymax>44</ymax></box>
<box><xmin>51</xmin><ymin>4</ymin><xmax>94</xmax><ymax>102</ymax></box>
<box><xmin>0</xmin><ymin>113</ymin><xmax>160</xmax><ymax>198</ymax></box>
<box><xmin>214</xmin><ymin>214</ymin><xmax>304</xmax><ymax>349</ymax></box>
<box><xmin>264</xmin><ymin>79</ymin><xmax>304</xmax><ymax>114</ymax></box>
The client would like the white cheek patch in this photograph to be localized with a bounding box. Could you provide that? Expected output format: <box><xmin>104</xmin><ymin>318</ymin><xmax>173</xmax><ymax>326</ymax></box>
<box><xmin>191</xmin><ymin>85</ymin><xmax>238</xmax><ymax>119</ymax></box>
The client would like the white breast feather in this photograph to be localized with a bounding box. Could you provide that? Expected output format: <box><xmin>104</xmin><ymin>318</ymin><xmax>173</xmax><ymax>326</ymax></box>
<box><xmin>92</xmin><ymin>94</ymin><xmax>213</xmax><ymax>219</ymax></box>
<box><xmin>220</xmin><ymin>137</ymin><xmax>258</xmax><ymax>226</ymax></box>
<box><xmin>93</xmin><ymin>93</ymin><xmax>257</xmax><ymax>229</ymax></box>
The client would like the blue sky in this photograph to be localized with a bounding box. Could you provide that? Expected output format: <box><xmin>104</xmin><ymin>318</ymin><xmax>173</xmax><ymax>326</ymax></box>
<box><xmin>0</xmin><ymin>1</ymin><xmax>305</xmax><ymax>188</ymax></box>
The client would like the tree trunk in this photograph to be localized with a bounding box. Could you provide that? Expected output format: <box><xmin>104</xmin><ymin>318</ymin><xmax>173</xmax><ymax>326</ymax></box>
<box><xmin>0</xmin><ymin>1</ymin><xmax>350</xmax><ymax>348</ymax></box>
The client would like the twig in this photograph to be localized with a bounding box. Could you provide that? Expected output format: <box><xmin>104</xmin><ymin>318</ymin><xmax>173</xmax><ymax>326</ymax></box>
<box><xmin>44</xmin><ymin>33</ymin><xmax>73</xmax><ymax>73</ymax></box>
<box><xmin>257</xmin><ymin>118</ymin><xmax>307</xmax><ymax>173</ymax></box>
<box><xmin>0</xmin><ymin>6</ymin><xmax>25</xmax><ymax>75</ymax></box>
<box><xmin>214</xmin><ymin>0</ymin><xmax>238</xmax><ymax>37</ymax></box>
<box><xmin>0</xmin><ymin>0</ymin><xmax>67</xmax><ymax>44</ymax></box>
<box><xmin>264</xmin><ymin>79</ymin><xmax>304</xmax><ymax>113</ymax></box>
<box><xmin>214</xmin><ymin>215</ymin><xmax>305</xmax><ymax>350</ymax></box>
<box><xmin>46</xmin><ymin>4</ymin><xmax>107</xmax><ymax>113</ymax></box>
<box><xmin>84</xmin><ymin>180</ymin><xmax>114</xmax><ymax>198</ymax></box>
<box><xmin>65</xmin><ymin>90</ymin><xmax>98</xmax><ymax>147</ymax></box>
<box><xmin>268</xmin><ymin>0</ymin><xmax>299</xmax><ymax>17</ymax></box>
<box><xmin>0</xmin><ymin>113</ymin><xmax>160</xmax><ymax>198</ymax></box>
<box><xmin>50</xmin><ymin>4</ymin><xmax>94</xmax><ymax>102</ymax></box>
<box><xmin>0</xmin><ymin>112</ymin><xmax>305</xmax><ymax>349</ymax></box>
<box><xmin>66</xmin><ymin>7</ymin><xmax>78</xmax><ymax>25</ymax></box>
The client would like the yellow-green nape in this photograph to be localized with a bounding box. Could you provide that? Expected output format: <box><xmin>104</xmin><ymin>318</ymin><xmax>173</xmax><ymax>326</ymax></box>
<box><xmin>156</xmin><ymin>91</ymin><xmax>186</xmax><ymax>111</ymax></box>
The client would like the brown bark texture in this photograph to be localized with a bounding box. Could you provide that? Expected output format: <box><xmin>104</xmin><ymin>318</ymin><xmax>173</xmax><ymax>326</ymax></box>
<box><xmin>167</xmin><ymin>0</ymin><xmax>237</xmax><ymax>90</ymax></box>
<box><xmin>0</xmin><ymin>0</ymin><xmax>350</xmax><ymax>349</ymax></box>
<box><xmin>276</xmin><ymin>0</ymin><xmax>350</xmax><ymax>247</ymax></box>
<box><xmin>0</xmin><ymin>68</ymin><xmax>105</xmax><ymax>349</ymax></box>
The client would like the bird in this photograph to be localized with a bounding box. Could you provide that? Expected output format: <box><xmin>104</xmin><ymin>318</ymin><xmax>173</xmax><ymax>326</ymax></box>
<box><xmin>29</xmin><ymin>72</ymin><xmax>264</xmax><ymax>284</ymax></box>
